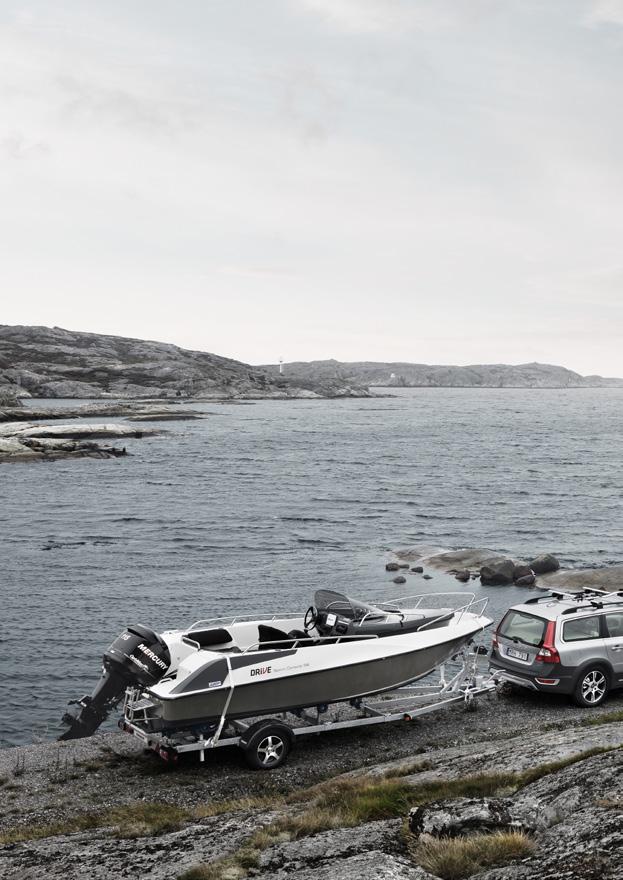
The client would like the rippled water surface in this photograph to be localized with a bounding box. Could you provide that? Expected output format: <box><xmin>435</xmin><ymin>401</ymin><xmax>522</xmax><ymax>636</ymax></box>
<box><xmin>2</xmin><ymin>388</ymin><xmax>622</xmax><ymax>746</ymax></box>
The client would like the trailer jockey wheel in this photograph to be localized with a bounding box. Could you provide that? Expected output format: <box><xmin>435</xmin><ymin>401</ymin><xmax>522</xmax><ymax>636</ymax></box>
<box><xmin>240</xmin><ymin>719</ymin><xmax>293</xmax><ymax>770</ymax></box>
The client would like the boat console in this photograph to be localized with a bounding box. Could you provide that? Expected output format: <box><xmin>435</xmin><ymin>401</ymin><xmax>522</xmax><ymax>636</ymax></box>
<box><xmin>311</xmin><ymin>589</ymin><xmax>453</xmax><ymax>638</ymax></box>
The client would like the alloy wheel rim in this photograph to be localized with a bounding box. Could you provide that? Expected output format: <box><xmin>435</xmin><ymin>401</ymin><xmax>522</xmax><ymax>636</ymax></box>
<box><xmin>581</xmin><ymin>671</ymin><xmax>606</xmax><ymax>703</ymax></box>
<box><xmin>257</xmin><ymin>734</ymin><xmax>285</xmax><ymax>765</ymax></box>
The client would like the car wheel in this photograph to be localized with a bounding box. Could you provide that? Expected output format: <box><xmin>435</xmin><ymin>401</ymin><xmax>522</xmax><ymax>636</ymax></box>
<box><xmin>240</xmin><ymin>720</ymin><xmax>292</xmax><ymax>770</ymax></box>
<box><xmin>573</xmin><ymin>667</ymin><xmax>609</xmax><ymax>708</ymax></box>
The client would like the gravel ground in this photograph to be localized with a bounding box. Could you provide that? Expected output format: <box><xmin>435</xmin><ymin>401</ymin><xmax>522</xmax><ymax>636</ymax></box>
<box><xmin>1</xmin><ymin>684</ymin><xmax>622</xmax><ymax>836</ymax></box>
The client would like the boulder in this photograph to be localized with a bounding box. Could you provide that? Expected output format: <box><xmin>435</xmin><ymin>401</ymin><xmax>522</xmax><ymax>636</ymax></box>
<box><xmin>386</xmin><ymin>562</ymin><xmax>400</xmax><ymax>572</ymax></box>
<box><xmin>410</xmin><ymin>566</ymin><xmax>424</xmax><ymax>573</ymax></box>
<box><xmin>408</xmin><ymin>796</ymin><xmax>545</xmax><ymax>839</ymax></box>
<box><xmin>513</xmin><ymin>564</ymin><xmax>534</xmax><ymax>581</ymax></box>
<box><xmin>422</xmin><ymin>574</ymin><xmax>433</xmax><ymax>580</ymax></box>
<box><xmin>540</xmin><ymin>564</ymin><xmax>623</xmax><ymax>593</ymax></box>
<box><xmin>529</xmin><ymin>554</ymin><xmax>560</xmax><ymax>575</ymax></box>
<box><xmin>516</xmin><ymin>574</ymin><xmax>536</xmax><ymax>587</ymax></box>
<box><xmin>454</xmin><ymin>569</ymin><xmax>471</xmax><ymax>583</ymax></box>
<box><xmin>480</xmin><ymin>559</ymin><xmax>515</xmax><ymax>585</ymax></box>
<box><xmin>393</xmin><ymin>575</ymin><xmax>407</xmax><ymax>585</ymax></box>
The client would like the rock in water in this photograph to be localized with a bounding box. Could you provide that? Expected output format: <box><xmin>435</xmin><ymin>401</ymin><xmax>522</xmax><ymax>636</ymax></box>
<box><xmin>516</xmin><ymin>573</ymin><xmax>536</xmax><ymax>586</ymax></box>
<box><xmin>393</xmin><ymin>575</ymin><xmax>407</xmax><ymax>584</ymax></box>
<box><xmin>513</xmin><ymin>564</ymin><xmax>534</xmax><ymax>581</ymax></box>
<box><xmin>529</xmin><ymin>554</ymin><xmax>560</xmax><ymax>575</ymax></box>
<box><xmin>386</xmin><ymin>562</ymin><xmax>400</xmax><ymax>571</ymax></box>
<box><xmin>410</xmin><ymin>566</ymin><xmax>424</xmax><ymax>573</ymax></box>
<box><xmin>455</xmin><ymin>569</ymin><xmax>471</xmax><ymax>582</ymax></box>
<box><xmin>480</xmin><ymin>559</ymin><xmax>515</xmax><ymax>585</ymax></box>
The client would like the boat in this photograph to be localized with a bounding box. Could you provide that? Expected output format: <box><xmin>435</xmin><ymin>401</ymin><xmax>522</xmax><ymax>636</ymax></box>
<box><xmin>59</xmin><ymin>589</ymin><xmax>491</xmax><ymax>741</ymax></box>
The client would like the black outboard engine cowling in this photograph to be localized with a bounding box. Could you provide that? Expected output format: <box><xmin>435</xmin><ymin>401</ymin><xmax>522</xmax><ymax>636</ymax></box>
<box><xmin>59</xmin><ymin>624</ymin><xmax>171</xmax><ymax>741</ymax></box>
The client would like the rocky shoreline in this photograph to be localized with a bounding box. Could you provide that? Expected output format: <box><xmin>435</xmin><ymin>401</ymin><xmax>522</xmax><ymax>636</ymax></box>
<box><xmin>0</xmin><ymin>401</ymin><xmax>214</xmax><ymax>461</ymax></box>
<box><xmin>391</xmin><ymin>545</ymin><xmax>623</xmax><ymax>594</ymax></box>
<box><xmin>1</xmin><ymin>687</ymin><xmax>622</xmax><ymax>879</ymax></box>
<box><xmin>0</xmin><ymin>421</ymin><xmax>161</xmax><ymax>461</ymax></box>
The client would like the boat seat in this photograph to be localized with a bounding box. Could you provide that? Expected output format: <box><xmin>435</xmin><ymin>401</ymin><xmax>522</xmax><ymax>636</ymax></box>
<box><xmin>287</xmin><ymin>628</ymin><xmax>317</xmax><ymax>646</ymax></box>
<box><xmin>184</xmin><ymin>627</ymin><xmax>233</xmax><ymax>648</ymax></box>
<box><xmin>258</xmin><ymin>624</ymin><xmax>296</xmax><ymax>650</ymax></box>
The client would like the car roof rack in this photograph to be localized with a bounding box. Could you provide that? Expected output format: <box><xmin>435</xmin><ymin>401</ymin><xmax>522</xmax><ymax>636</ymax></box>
<box><xmin>524</xmin><ymin>588</ymin><xmax>623</xmax><ymax>609</ymax></box>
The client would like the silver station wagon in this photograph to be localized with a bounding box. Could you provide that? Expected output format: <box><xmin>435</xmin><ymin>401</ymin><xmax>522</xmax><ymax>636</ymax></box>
<box><xmin>490</xmin><ymin>589</ymin><xmax>623</xmax><ymax>707</ymax></box>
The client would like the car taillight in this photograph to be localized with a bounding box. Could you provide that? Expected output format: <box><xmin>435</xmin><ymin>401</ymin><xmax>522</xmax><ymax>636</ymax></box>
<box><xmin>535</xmin><ymin>620</ymin><xmax>560</xmax><ymax>664</ymax></box>
<box><xmin>491</xmin><ymin>632</ymin><xmax>499</xmax><ymax>651</ymax></box>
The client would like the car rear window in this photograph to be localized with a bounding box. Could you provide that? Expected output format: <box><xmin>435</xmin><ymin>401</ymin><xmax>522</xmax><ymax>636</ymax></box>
<box><xmin>498</xmin><ymin>611</ymin><xmax>546</xmax><ymax>647</ymax></box>
<box><xmin>563</xmin><ymin>616</ymin><xmax>601</xmax><ymax>642</ymax></box>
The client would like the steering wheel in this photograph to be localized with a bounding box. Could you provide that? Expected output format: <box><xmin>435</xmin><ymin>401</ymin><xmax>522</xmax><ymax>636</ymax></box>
<box><xmin>304</xmin><ymin>605</ymin><xmax>319</xmax><ymax>632</ymax></box>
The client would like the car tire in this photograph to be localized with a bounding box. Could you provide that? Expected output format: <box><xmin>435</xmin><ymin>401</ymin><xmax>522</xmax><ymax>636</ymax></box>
<box><xmin>240</xmin><ymin>720</ymin><xmax>293</xmax><ymax>770</ymax></box>
<box><xmin>572</xmin><ymin>666</ymin><xmax>610</xmax><ymax>708</ymax></box>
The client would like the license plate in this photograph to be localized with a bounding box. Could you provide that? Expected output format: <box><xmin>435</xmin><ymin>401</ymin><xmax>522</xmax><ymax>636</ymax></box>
<box><xmin>507</xmin><ymin>647</ymin><xmax>529</xmax><ymax>662</ymax></box>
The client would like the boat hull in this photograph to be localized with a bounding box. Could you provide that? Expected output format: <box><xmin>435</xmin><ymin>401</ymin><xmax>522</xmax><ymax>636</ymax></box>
<box><xmin>147</xmin><ymin>630</ymin><xmax>474</xmax><ymax>731</ymax></box>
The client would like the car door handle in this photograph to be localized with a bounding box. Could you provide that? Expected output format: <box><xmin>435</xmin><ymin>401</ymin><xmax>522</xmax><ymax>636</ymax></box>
<box><xmin>611</xmin><ymin>645</ymin><xmax>623</xmax><ymax>652</ymax></box>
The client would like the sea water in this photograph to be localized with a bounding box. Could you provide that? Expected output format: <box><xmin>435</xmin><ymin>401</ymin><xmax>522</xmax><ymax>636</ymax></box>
<box><xmin>1</xmin><ymin>387</ymin><xmax>622</xmax><ymax>746</ymax></box>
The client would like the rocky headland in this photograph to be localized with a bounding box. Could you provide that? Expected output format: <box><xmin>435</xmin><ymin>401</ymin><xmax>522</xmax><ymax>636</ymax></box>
<box><xmin>0</xmin><ymin>325</ymin><xmax>370</xmax><ymax>400</ymax></box>
<box><xmin>261</xmin><ymin>359</ymin><xmax>623</xmax><ymax>389</ymax></box>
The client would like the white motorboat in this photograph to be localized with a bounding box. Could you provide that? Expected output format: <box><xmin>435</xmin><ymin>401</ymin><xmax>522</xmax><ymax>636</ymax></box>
<box><xmin>59</xmin><ymin>589</ymin><xmax>491</xmax><ymax>740</ymax></box>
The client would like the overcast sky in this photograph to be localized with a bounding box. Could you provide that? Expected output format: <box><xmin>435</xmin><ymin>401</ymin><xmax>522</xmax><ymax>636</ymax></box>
<box><xmin>1</xmin><ymin>1</ymin><xmax>623</xmax><ymax>374</ymax></box>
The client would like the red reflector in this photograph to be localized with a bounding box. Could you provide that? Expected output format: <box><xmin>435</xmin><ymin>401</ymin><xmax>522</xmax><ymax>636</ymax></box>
<box><xmin>535</xmin><ymin>678</ymin><xmax>558</xmax><ymax>685</ymax></box>
<box><xmin>403</xmin><ymin>713</ymin><xmax>412</xmax><ymax>722</ymax></box>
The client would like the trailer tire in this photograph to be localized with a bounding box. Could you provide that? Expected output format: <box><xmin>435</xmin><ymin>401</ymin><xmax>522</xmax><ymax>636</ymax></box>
<box><xmin>240</xmin><ymin>720</ymin><xmax>293</xmax><ymax>770</ymax></box>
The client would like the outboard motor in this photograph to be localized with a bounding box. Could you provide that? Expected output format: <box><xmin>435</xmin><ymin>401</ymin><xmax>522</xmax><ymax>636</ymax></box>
<box><xmin>59</xmin><ymin>624</ymin><xmax>171</xmax><ymax>741</ymax></box>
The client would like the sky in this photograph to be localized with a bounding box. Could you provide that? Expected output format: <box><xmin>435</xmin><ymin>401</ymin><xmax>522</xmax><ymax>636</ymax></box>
<box><xmin>1</xmin><ymin>1</ymin><xmax>623</xmax><ymax>374</ymax></box>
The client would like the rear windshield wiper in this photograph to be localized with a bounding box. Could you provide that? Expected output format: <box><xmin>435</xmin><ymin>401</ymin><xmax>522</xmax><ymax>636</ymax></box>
<box><xmin>503</xmin><ymin>634</ymin><xmax>538</xmax><ymax>648</ymax></box>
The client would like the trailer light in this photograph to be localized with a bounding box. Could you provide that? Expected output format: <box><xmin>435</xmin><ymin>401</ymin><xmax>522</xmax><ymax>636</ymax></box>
<box><xmin>403</xmin><ymin>713</ymin><xmax>412</xmax><ymax>722</ymax></box>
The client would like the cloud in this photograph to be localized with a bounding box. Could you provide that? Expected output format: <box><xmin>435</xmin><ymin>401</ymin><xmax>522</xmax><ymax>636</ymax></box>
<box><xmin>292</xmin><ymin>0</ymin><xmax>457</xmax><ymax>34</ymax></box>
<box><xmin>584</xmin><ymin>0</ymin><xmax>623</xmax><ymax>26</ymax></box>
<box><xmin>0</xmin><ymin>133</ymin><xmax>50</xmax><ymax>160</ymax></box>
<box><xmin>217</xmin><ymin>265</ymin><xmax>303</xmax><ymax>281</ymax></box>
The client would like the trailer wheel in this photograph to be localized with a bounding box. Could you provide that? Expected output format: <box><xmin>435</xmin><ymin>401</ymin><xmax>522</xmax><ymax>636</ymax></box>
<box><xmin>240</xmin><ymin>720</ymin><xmax>293</xmax><ymax>770</ymax></box>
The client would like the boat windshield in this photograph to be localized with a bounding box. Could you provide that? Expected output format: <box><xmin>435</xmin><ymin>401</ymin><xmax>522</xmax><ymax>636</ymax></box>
<box><xmin>314</xmin><ymin>589</ymin><xmax>386</xmax><ymax>621</ymax></box>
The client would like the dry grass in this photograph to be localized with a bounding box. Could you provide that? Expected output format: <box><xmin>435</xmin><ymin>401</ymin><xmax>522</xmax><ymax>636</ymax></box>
<box><xmin>414</xmin><ymin>831</ymin><xmax>536</xmax><ymax>880</ymax></box>
<box><xmin>384</xmin><ymin>759</ymin><xmax>433</xmax><ymax>778</ymax></box>
<box><xmin>594</xmin><ymin>797</ymin><xmax>623</xmax><ymax>809</ymax></box>
<box><xmin>179</xmin><ymin>862</ymin><xmax>246</xmax><ymax>880</ymax></box>
<box><xmin>581</xmin><ymin>708</ymin><xmax>623</xmax><ymax>727</ymax></box>
<box><xmin>0</xmin><ymin>801</ymin><xmax>194</xmax><ymax>845</ymax></box>
<box><xmin>515</xmin><ymin>746</ymin><xmax>615</xmax><ymax>786</ymax></box>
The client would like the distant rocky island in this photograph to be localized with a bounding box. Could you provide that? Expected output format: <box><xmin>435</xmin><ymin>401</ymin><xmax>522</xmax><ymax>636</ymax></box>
<box><xmin>3</xmin><ymin>326</ymin><xmax>621</xmax><ymax>401</ymax></box>
<box><xmin>261</xmin><ymin>359</ymin><xmax>623</xmax><ymax>389</ymax></box>
<box><xmin>0</xmin><ymin>326</ymin><xmax>369</xmax><ymax>400</ymax></box>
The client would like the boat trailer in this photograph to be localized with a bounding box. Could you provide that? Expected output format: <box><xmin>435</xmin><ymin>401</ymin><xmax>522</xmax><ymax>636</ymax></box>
<box><xmin>120</xmin><ymin>648</ymin><xmax>496</xmax><ymax>769</ymax></box>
